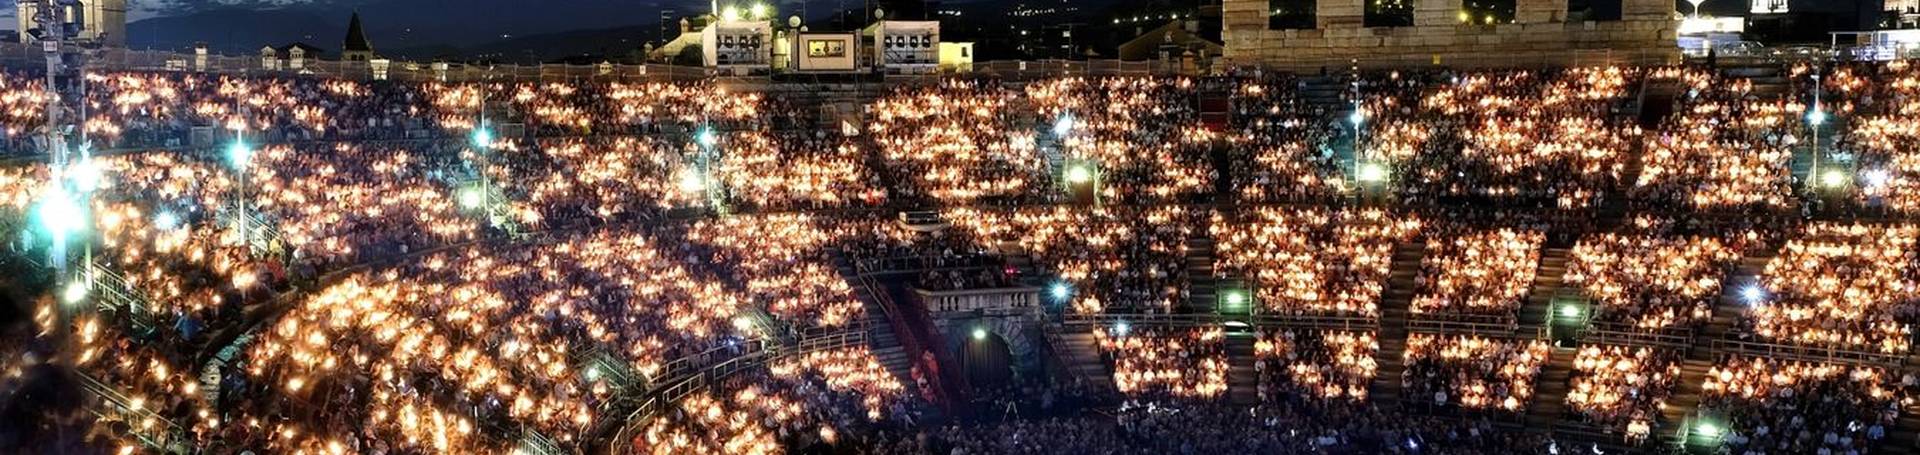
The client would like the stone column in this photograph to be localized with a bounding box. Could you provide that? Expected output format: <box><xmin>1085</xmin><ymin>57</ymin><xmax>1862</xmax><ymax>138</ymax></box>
<box><xmin>1320</xmin><ymin>0</ymin><xmax>1367</xmax><ymax>29</ymax></box>
<box><xmin>1414</xmin><ymin>0</ymin><xmax>1460</xmax><ymax>27</ymax></box>
<box><xmin>1516</xmin><ymin>0</ymin><xmax>1564</xmax><ymax>24</ymax></box>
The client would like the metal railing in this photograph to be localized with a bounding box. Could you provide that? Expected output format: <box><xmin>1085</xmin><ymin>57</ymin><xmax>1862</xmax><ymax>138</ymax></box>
<box><xmin>77</xmin><ymin>373</ymin><xmax>187</xmax><ymax>452</ymax></box>
<box><xmin>603</xmin><ymin>326</ymin><xmax>872</xmax><ymax>455</ymax></box>
<box><xmin>1710</xmin><ymin>339</ymin><xmax>1908</xmax><ymax>368</ymax></box>
<box><xmin>1583</xmin><ymin>321</ymin><xmax>1697</xmax><ymax>348</ymax></box>
<box><xmin>1405</xmin><ymin>315</ymin><xmax>1521</xmax><ymax>337</ymax></box>
<box><xmin>83</xmin><ymin>262</ymin><xmax>159</xmax><ymax>331</ymax></box>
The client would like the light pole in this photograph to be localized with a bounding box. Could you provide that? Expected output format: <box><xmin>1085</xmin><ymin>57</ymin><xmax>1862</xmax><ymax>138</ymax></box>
<box><xmin>1807</xmin><ymin>73</ymin><xmax>1826</xmax><ymax>194</ymax></box>
<box><xmin>227</xmin><ymin>130</ymin><xmax>253</xmax><ymax>258</ymax></box>
<box><xmin>1350</xmin><ymin>104</ymin><xmax>1366</xmax><ymax>186</ymax></box>
<box><xmin>694</xmin><ymin>125</ymin><xmax>725</xmax><ymax>212</ymax></box>
<box><xmin>1686</xmin><ymin>0</ymin><xmax>1706</xmax><ymax>18</ymax></box>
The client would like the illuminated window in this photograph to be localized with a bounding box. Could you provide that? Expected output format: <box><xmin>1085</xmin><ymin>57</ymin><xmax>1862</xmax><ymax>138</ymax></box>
<box><xmin>808</xmin><ymin>40</ymin><xmax>846</xmax><ymax>58</ymax></box>
<box><xmin>1269</xmin><ymin>0</ymin><xmax>1316</xmax><ymax>29</ymax></box>
<box><xmin>1462</xmin><ymin>0</ymin><xmax>1516</xmax><ymax>24</ymax></box>
<box><xmin>1366</xmin><ymin>0</ymin><xmax>1415</xmax><ymax>27</ymax></box>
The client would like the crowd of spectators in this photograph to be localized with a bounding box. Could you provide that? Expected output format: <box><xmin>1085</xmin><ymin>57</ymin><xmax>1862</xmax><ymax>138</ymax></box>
<box><xmin>1409</xmin><ymin>227</ymin><xmax>1544</xmax><ymax>321</ymax></box>
<box><xmin>1746</xmin><ymin>222</ymin><xmax>1920</xmax><ymax>354</ymax></box>
<box><xmin>1211</xmin><ymin>208</ymin><xmax>1420</xmax><ymax>318</ymax></box>
<box><xmin>636</xmin><ymin>352</ymin><xmax>909</xmax><ymax>455</ymax></box>
<box><xmin>947</xmin><ymin>206</ymin><xmax>1198</xmax><ymax>314</ymax></box>
<box><xmin>868</xmin><ymin>80</ymin><xmax>1043</xmax><ymax>206</ymax></box>
<box><xmin>1401</xmin><ymin>334</ymin><xmax>1550</xmax><ymax>413</ymax></box>
<box><xmin>1634</xmin><ymin>67</ymin><xmax>1802</xmax><ymax>211</ymax></box>
<box><xmin>1254</xmin><ymin>329</ymin><xmax>1378</xmax><ymax>402</ymax></box>
<box><xmin>1365</xmin><ymin>68</ymin><xmax>1638</xmax><ymax>208</ymax></box>
<box><xmin>863</xmin><ymin>400</ymin><xmax>1564</xmax><ymax>455</ymax></box>
<box><xmin>1700</xmin><ymin>356</ymin><xmax>1905</xmax><ymax>455</ymax></box>
<box><xmin>1228</xmin><ymin>75</ymin><xmax>1345</xmax><ymax>202</ymax></box>
<box><xmin>1564</xmin><ymin>232</ymin><xmax>1741</xmax><ymax>331</ymax></box>
<box><xmin>1561</xmin><ymin>345</ymin><xmax>1681</xmax><ymax>441</ymax></box>
<box><xmin>3</xmin><ymin>63</ymin><xmax>1920</xmax><ymax>455</ymax></box>
<box><xmin>674</xmin><ymin>214</ymin><xmax>866</xmax><ymax>329</ymax></box>
<box><xmin>228</xmin><ymin>229</ymin><xmax>744</xmax><ymax>452</ymax></box>
<box><xmin>1027</xmin><ymin>77</ymin><xmax>1216</xmax><ymax>204</ymax></box>
<box><xmin>1838</xmin><ymin>60</ymin><xmax>1920</xmax><ymax>213</ymax></box>
<box><xmin>1092</xmin><ymin>327</ymin><xmax>1228</xmax><ymax>399</ymax></box>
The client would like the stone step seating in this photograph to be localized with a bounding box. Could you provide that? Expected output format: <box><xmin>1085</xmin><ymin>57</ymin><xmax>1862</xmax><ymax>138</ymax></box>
<box><xmin>1368</xmin><ymin>242</ymin><xmax>1424</xmax><ymax>407</ymax></box>
<box><xmin>834</xmin><ymin>259</ymin><xmax>915</xmax><ymax>387</ymax></box>
<box><xmin>1225</xmin><ymin>333</ymin><xmax>1260</xmax><ymax>405</ymax></box>
<box><xmin>1524</xmin><ymin>345</ymin><xmax>1578</xmax><ymax>430</ymax></box>
<box><xmin>1298</xmin><ymin>75</ymin><xmax>1351</xmax><ymax>109</ymax></box>
<box><xmin>1052</xmin><ymin>330</ymin><xmax>1115</xmax><ymax>393</ymax></box>
<box><xmin>1185</xmin><ymin>235</ymin><xmax>1217</xmax><ymax>313</ymax></box>
<box><xmin>1519</xmin><ymin>247</ymin><xmax>1574</xmax><ymax>332</ymax></box>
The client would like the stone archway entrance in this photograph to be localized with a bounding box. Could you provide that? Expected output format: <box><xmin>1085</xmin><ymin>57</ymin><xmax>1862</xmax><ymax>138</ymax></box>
<box><xmin>960</xmin><ymin>330</ymin><xmax>1015</xmax><ymax>391</ymax></box>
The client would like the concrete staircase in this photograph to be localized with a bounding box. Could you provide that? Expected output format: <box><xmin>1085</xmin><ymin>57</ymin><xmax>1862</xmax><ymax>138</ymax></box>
<box><xmin>1185</xmin><ymin>234</ymin><xmax>1218</xmax><ymax>313</ymax></box>
<box><xmin>1526</xmin><ymin>345</ymin><xmax>1578</xmax><ymax>429</ymax></box>
<box><xmin>1299</xmin><ymin>75</ymin><xmax>1351</xmax><ymax>110</ymax></box>
<box><xmin>1518</xmin><ymin>247</ymin><xmax>1573</xmax><ymax>332</ymax></box>
<box><xmin>1891</xmin><ymin>413</ymin><xmax>1920</xmax><ymax>455</ymax></box>
<box><xmin>833</xmin><ymin>257</ymin><xmax>915</xmax><ymax>387</ymax></box>
<box><xmin>1051</xmin><ymin>330</ymin><xmax>1115</xmax><ymax>393</ymax></box>
<box><xmin>1368</xmin><ymin>242</ymin><xmax>1425</xmax><ymax>406</ymax></box>
<box><xmin>1226</xmin><ymin>334</ymin><xmax>1260</xmax><ymax>405</ymax></box>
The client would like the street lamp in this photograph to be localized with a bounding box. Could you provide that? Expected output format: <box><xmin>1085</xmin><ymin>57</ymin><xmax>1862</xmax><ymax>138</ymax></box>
<box><xmin>154</xmin><ymin>211</ymin><xmax>180</xmax><ymax>231</ymax></box>
<box><xmin>458</xmin><ymin>187</ymin><xmax>485</xmax><ymax>210</ymax></box>
<box><xmin>1820</xmin><ymin>169</ymin><xmax>1850</xmax><ymax>189</ymax></box>
<box><xmin>1357</xmin><ymin>162</ymin><xmax>1390</xmax><ymax>183</ymax></box>
<box><xmin>678</xmin><ymin>170</ymin><xmax>707</xmax><ymax>194</ymax></box>
<box><xmin>34</xmin><ymin>184</ymin><xmax>85</xmax><ymax>241</ymax></box>
<box><xmin>1686</xmin><ymin>0</ymin><xmax>1706</xmax><ymax>18</ymax></box>
<box><xmin>1693</xmin><ymin>420</ymin><xmax>1724</xmax><ymax>442</ymax></box>
<box><xmin>227</xmin><ymin>138</ymin><xmax>254</xmax><ymax>256</ymax></box>
<box><xmin>61</xmin><ymin>279</ymin><xmax>88</xmax><ymax>307</ymax></box>
<box><xmin>226</xmin><ymin>141</ymin><xmax>252</xmax><ymax>169</ymax></box>
<box><xmin>472</xmin><ymin>127</ymin><xmax>493</xmax><ymax>148</ymax></box>
<box><xmin>1741</xmin><ymin>285</ymin><xmax>1765</xmax><ymax>305</ymax></box>
<box><xmin>698</xmin><ymin>128</ymin><xmax>717</xmax><ymax>148</ymax></box>
<box><xmin>1065</xmin><ymin>164</ymin><xmax>1094</xmax><ymax>184</ymax></box>
<box><xmin>1864</xmin><ymin>169</ymin><xmax>1891</xmax><ymax>189</ymax></box>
